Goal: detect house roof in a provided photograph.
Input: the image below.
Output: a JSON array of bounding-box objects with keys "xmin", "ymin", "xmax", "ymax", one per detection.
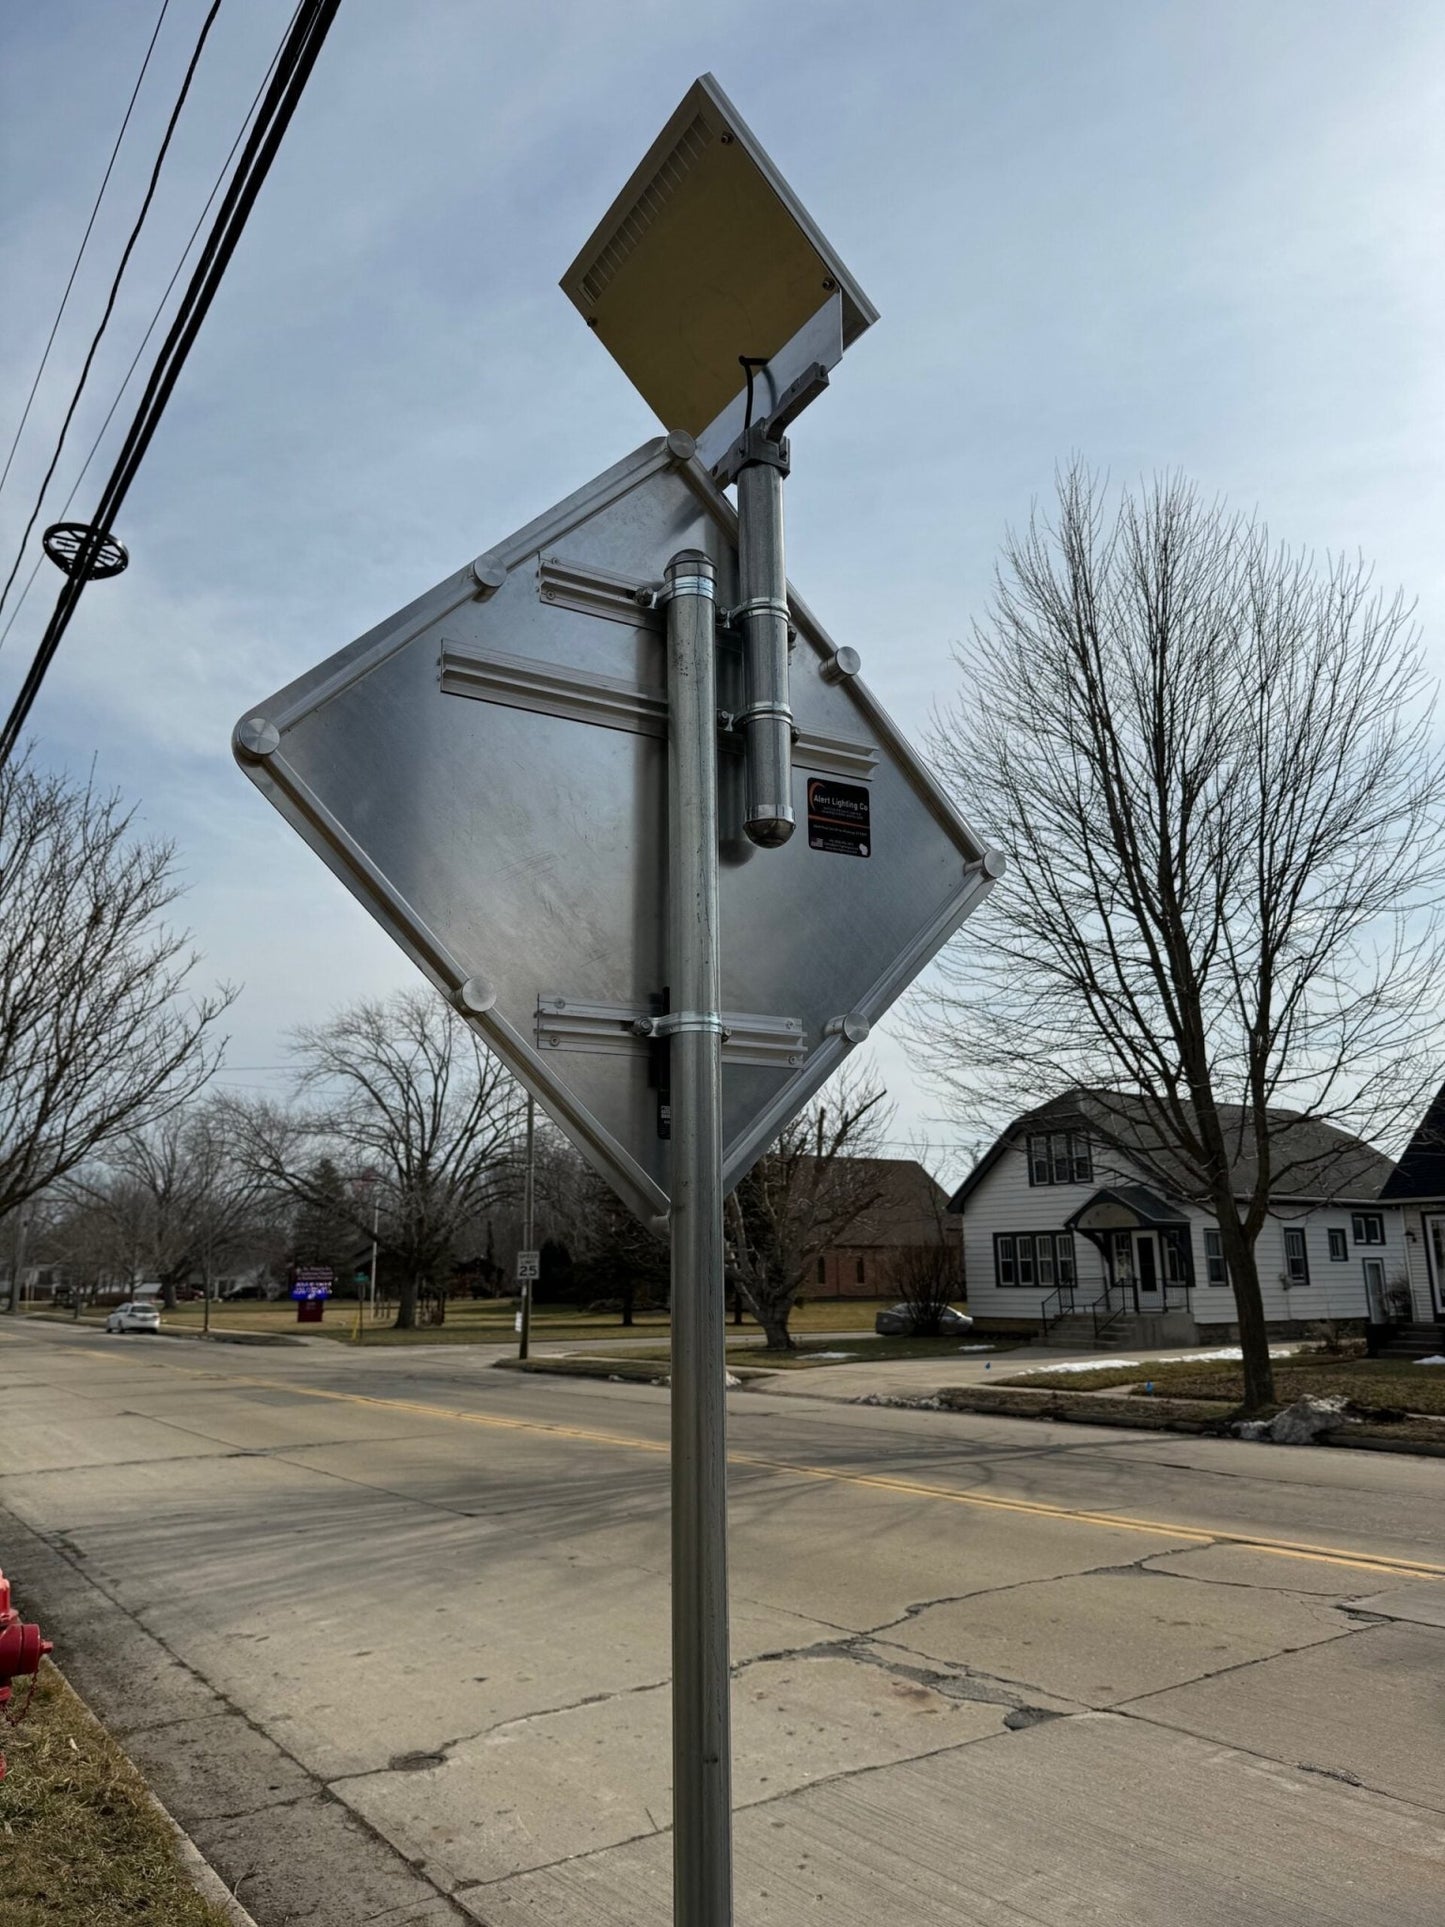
[
  {"xmin": 1379, "ymin": 1079, "xmax": 1445, "ymax": 1201},
  {"xmin": 1065, "ymin": 1185, "xmax": 1190, "ymax": 1232},
  {"xmin": 810, "ymin": 1157, "xmax": 952, "ymax": 1246},
  {"xmin": 947, "ymin": 1089, "xmax": 1395, "ymax": 1212}
]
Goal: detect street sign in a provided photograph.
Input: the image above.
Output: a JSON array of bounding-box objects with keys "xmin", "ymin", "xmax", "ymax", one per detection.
[
  {"xmin": 515, "ymin": 1250, "xmax": 540, "ymax": 1282},
  {"xmin": 233, "ymin": 434, "xmax": 999, "ymax": 1227},
  {"xmin": 234, "ymin": 434, "xmax": 998, "ymax": 1225}
]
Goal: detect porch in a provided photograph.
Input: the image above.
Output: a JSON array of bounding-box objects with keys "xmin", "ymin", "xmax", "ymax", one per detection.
[{"xmin": 1036, "ymin": 1185, "xmax": 1200, "ymax": 1346}]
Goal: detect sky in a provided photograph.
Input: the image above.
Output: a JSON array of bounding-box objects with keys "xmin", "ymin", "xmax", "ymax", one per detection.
[{"xmin": 3, "ymin": 0, "xmax": 1444, "ymax": 1188}]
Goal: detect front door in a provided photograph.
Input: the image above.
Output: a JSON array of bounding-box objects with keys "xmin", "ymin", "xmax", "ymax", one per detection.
[{"xmin": 1135, "ymin": 1233, "xmax": 1159, "ymax": 1300}]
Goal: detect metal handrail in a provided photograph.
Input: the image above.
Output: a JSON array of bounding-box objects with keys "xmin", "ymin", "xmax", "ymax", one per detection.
[
  {"xmin": 1091, "ymin": 1281, "xmax": 1130, "ymax": 1344},
  {"xmin": 1037, "ymin": 1284, "xmax": 1077, "ymax": 1338}
]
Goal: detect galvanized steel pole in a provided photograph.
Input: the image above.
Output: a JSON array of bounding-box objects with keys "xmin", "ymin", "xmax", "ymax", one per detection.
[
  {"xmin": 520, "ymin": 1094, "xmax": 535, "ymax": 1361},
  {"xmin": 664, "ymin": 547, "xmax": 733, "ymax": 1926},
  {"xmin": 735, "ymin": 446, "xmax": 794, "ymax": 849}
]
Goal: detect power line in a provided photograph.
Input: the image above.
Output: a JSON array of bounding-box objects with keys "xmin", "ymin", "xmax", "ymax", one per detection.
[
  {"xmin": 0, "ymin": 0, "xmax": 343, "ymax": 769},
  {"xmin": 0, "ymin": 3, "xmax": 301, "ymax": 662},
  {"xmin": 0, "ymin": 0, "xmax": 225, "ymax": 622},
  {"xmin": 0, "ymin": 0, "xmax": 174, "ymax": 502}
]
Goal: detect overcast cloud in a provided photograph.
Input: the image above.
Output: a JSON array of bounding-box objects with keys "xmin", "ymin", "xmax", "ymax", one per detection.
[{"xmin": 3, "ymin": 0, "xmax": 1443, "ymax": 1180}]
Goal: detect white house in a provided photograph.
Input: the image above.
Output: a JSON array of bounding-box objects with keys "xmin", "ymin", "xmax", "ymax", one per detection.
[
  {"xmin": 1375, "ymin": 1080, "xmax": 1445, "ymax": 1349},
  {"xmin": 947, "ymin": 1091, "xmax": 1406, "ymax": 1344}
]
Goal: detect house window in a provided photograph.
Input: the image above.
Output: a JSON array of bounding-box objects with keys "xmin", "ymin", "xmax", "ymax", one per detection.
[
  {"xmin": 1203, "ymin": 1229, "xmax": 1228, "ymax": 1285},
  {"xmin": 855, "ymin": 1257, "xmax": 866, "ymax": 1285},
  {"xmin": 1283, "ymin": 1227, "xmax": 1309, "ymax": 1288},
  {"xmin": 1327, "ymin": 1228, "xmax": 1347, "ymax": 1261},
  {"xmin": 816, "ymin": 1258, "xmax": 827, "ymax": 1285},
  {"xmin": 994, "ymin": 1232, "xmax": 1076, "ymax": 1290},
  {"xmin": 1352, "ymin": 1213, "xmax": 1385, "ymax": 1246},
  {"xmin": 1026, "ymin": 1131, "xmax": 1091, "ymax": 1186}
]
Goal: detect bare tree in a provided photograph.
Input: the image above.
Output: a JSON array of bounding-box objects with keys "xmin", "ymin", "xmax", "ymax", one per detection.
[
  {"xmin": 725, "ymin": 1069, "xmax": 892, "ymax": 1351},
  {"xmin": 228, "ymin": 991, "xmax": 525, "ymax": 1330},
  {"xmin": 0, "ymin": 753, "xmax": 234, "ymax": 1270},
  {"xmin": 914, "ymin": 466, "xmax": 1445, "ymax": 1410},
  {"xmin": 68, "ymin": 1104, "xmax": 267, "ymax": 1309}
]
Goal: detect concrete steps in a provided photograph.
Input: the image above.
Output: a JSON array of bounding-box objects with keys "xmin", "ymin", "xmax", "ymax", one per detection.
[{"xmin": 1376, "ymin": 1322, "xmax": 1445, "ymax": 1360}]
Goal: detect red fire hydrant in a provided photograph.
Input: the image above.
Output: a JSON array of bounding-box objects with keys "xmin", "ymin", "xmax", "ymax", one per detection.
[{"xmin": 0, "ymin": 1565, "xmax": 53, "ymax": 1782}]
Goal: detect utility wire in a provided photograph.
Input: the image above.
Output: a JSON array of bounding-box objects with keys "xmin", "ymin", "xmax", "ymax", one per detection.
[
  {"xmin": 0, "ymin": 0, "xmax": 343, "ymax": 770},
  {"xmin": 0, "ymin": 2, "xmax": 301, "ymax": 662},
  {"xmin": 0, "ymin": 0, "xmax": 225, "ymax": 622},
  {"xmin": 0, "ymin": 0, "xmax": 174, "ymax": 501}
]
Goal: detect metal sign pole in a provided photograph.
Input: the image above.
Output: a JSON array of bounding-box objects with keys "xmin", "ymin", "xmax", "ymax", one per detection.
[
  {"xmin": 664, "ymin": 548, "xmax": 733, "ymax": 1925},
  {"xmin": 735, "ymin": 438, "xmax": 794, "ymax": 849},
  {"xmin": 520, "ymin": 1095, "xmax": 535, "ymax": 1361}
]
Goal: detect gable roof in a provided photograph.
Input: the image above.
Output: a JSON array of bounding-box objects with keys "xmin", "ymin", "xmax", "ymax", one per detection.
[
  {"xmin": 1379, "ymin": 1079, "xmax": 1445, "ymax": 1201},
  {"xmin": 811, "ymin": 1157, "xmax": 952, "ymax": 1245},
  {"xmin": 947, "ymin": 1088, "xmax": 1394, "ymax": 1212}
]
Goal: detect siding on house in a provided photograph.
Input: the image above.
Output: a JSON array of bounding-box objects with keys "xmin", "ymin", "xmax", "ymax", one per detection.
[
  {"xmin": 956, "ymin": 1135, "xmax": 1406, "ymax": 1328},
  {"xmin": 1392, "ymin": 1209, "xmax": 1445, "ymax": 1323}
]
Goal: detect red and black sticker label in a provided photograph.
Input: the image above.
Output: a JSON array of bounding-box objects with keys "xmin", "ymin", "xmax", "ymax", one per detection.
[{"xmin": 807, "ymin": 778, "xmax": 871, "ymax": 857}]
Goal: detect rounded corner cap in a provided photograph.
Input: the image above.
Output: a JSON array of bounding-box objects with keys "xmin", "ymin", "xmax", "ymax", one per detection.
[
  {"xmin": 649, "ymin": 1209, "xmax": 672, "ymax": 1236},
  {"xmin": 982, "ymin": 847, "xmax": 1008, "ymax": 880},
  {"xmin": 456, "ymin": 976, "xmax": 497, "ymax": 1015},
  {"xmin": 470, "ymin": 554, "xmax": 506, "ymax": 597},
  {"xmin": 664, "ymin": 430, "xmax": 697, "ymax": 463},
  {"xmin": 826, "ymin": 1011, "xmax": 870, "ymax": 1045},
  {"xmin": 234, "ymin": 715, "xmax": 280, "ymax": 761},
  {"xmin": 820, "ymin": 645, "xmax": 861, "ymax": 686}
]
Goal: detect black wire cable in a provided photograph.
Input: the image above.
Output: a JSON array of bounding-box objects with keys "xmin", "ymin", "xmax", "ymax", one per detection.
[
  {"xmin": 0, "ymin": 1, "xmax": 303, "ymax": 662},
  {"xmin": 0, "ymin": 0, "xmax": 225, "ymax": 622},
  {"xmin": 0, "ymin": 0, "xmax": 174, "ymax": 501},
  {"xmin": 0, "ymin": 0, "xmax": 343, "ymax": 769}
]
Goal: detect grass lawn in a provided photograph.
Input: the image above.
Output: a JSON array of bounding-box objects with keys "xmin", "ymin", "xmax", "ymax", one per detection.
[
  {"xmin": 1014, "ymin": 1352, "xmax": 1445, "ymax": 1417},
  {"xmin": 25, "ymin": 1295, "xmax": 927, "ymax": 1348},
  {"xmin": 0, "ymin": 1664, "xmax": 232, "ymax": 1927}
]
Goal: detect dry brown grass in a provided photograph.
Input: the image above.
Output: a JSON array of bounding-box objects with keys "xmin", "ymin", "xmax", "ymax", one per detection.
[{"xmin": 0, "ymin": 1663, "xmax": 233, "ymax": 1927}]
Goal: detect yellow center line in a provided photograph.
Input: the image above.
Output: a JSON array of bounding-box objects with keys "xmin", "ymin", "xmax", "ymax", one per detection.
[
  {"xmin": 25, "ymin": 1341, "xmax": 1445, "ymax": 1584},
  {"xmin": 248, "ymin": 1377, "xmax": 1445, "ymax": 1584}
]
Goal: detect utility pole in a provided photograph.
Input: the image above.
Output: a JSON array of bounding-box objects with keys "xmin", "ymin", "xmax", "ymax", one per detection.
[{"xmin": 7, "ymin": 1204, "xmax": 30, "ymax": 1316}]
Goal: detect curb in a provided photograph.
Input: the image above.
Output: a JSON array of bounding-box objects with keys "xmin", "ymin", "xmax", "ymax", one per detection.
[
  {"xmin": 864, "ymin": 1384, "xmax": 1445, "ymax": 1458},
  {"xmin": 156, "ymin": 1796, "xmax": 262, "ymax": 1927}
]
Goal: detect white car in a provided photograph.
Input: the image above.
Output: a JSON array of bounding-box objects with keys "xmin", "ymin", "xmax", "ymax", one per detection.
[{"xmin": 106, "ymin": 1301, "xmax": 161, "ymax": 1335}]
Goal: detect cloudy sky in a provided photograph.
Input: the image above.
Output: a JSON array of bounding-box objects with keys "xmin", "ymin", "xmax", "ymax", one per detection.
[{"xmin": 3, "ymin": 0, "xmax": 1443, "ymax": 1183}]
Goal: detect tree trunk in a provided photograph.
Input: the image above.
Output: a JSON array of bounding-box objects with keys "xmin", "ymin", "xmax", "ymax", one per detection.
[
  {"xmin": 621, "ymin": 1281, "xmax": 634, "ymax": 1327},
  {"xmin": 758, "ymin": 1307, "xmax": 794, "ymax": 1351},
  {"xmin": 393, "ymin": 1271, "xmax": 421, "ymax": 1331},
  {"xmin": 1216, "ymin": 1209, "xmax": 1275, "ymax": 1412}
]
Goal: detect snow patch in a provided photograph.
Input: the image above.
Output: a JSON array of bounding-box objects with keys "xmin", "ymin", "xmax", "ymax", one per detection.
[{"xmin": 1416, "ymin": 1354, "xmax": 1445, "ymax": 1365}]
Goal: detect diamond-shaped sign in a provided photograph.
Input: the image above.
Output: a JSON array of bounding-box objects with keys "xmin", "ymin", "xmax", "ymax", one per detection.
[{"xmin": 233, "ymin": 435, "xmax": 998, "ymax": 1224}]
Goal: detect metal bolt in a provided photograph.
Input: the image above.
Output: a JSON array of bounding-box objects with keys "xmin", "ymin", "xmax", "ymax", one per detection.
[
  {"xmin": 456, "ymin": 977, "xmax": 497, "ymax": 1015},
  {"xmin": 235, "ymin": 715, "xmax": 280, "ymax": 760}
]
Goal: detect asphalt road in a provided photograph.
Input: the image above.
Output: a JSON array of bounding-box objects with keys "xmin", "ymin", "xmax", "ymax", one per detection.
[{"xmin": 2, "ymin": 1319, "xmax": 1443, "ymax": 1927}]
